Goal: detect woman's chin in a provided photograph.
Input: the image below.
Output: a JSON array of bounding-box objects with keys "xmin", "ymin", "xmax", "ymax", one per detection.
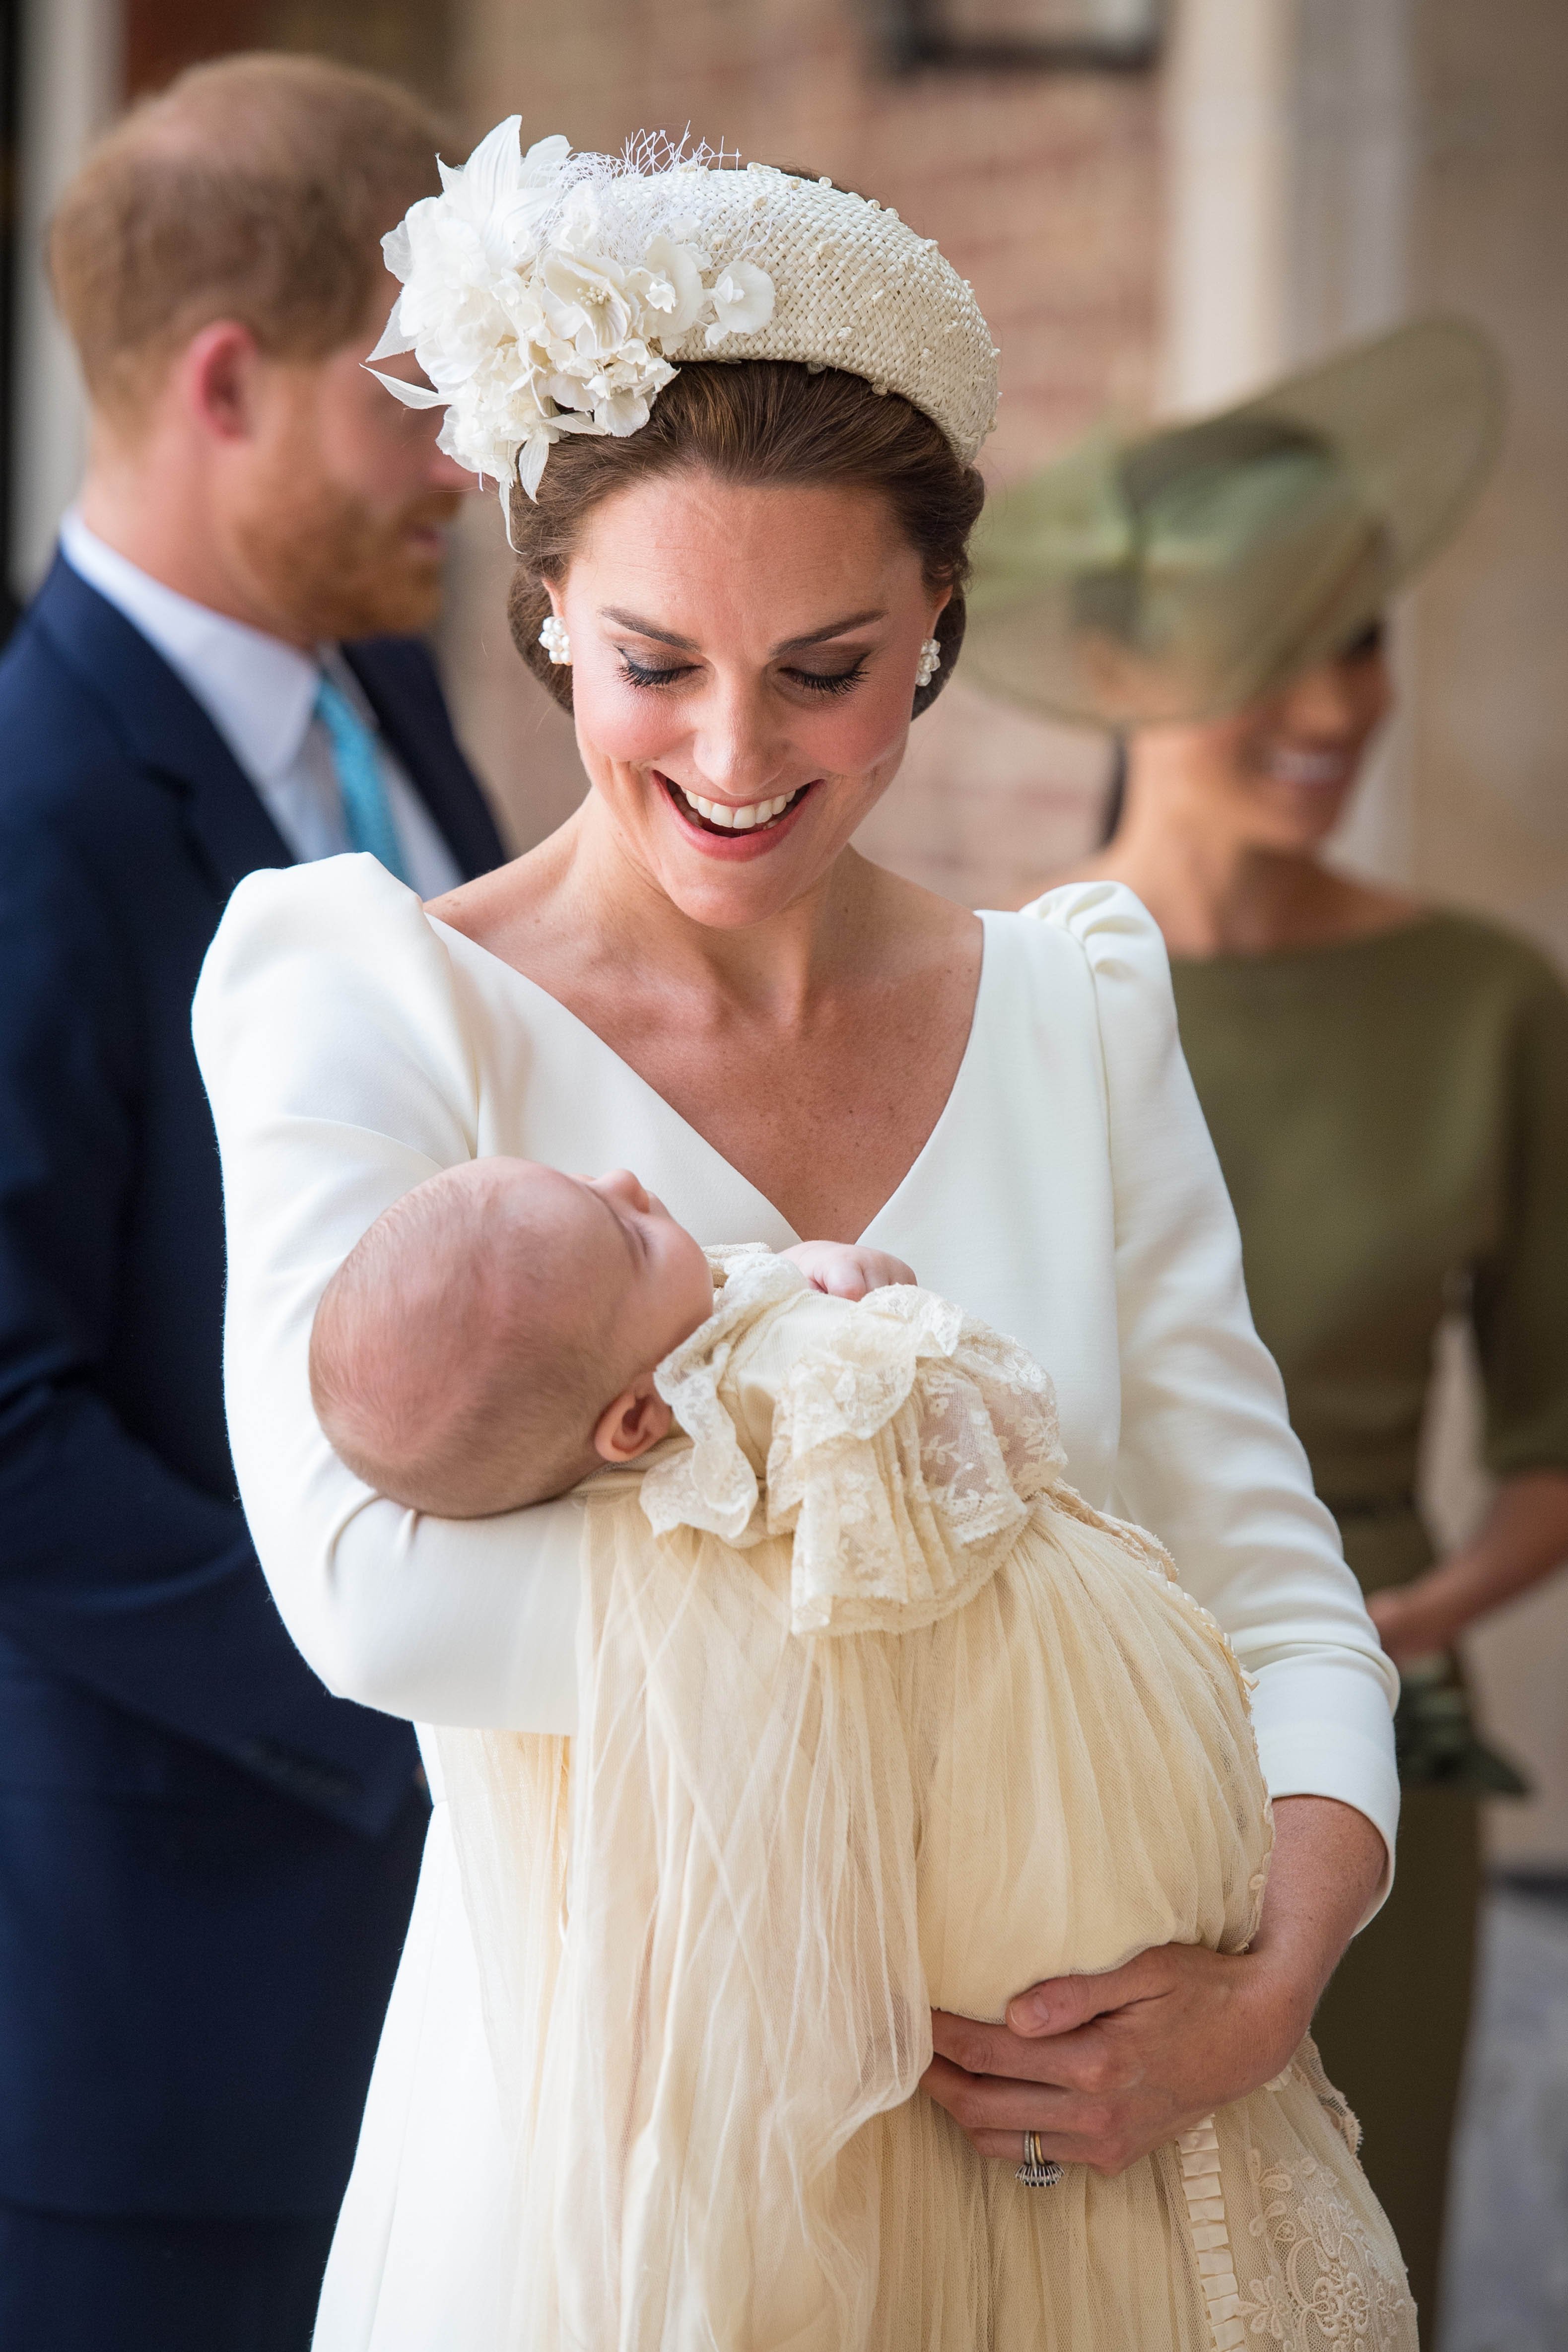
[
  {"xmin": 631, "ymin": 777, "xmax": 852, "ymax": 923},
  {"xmin": 1245, "ymin": 784, "xmax": 1357, "ymax": 853}
]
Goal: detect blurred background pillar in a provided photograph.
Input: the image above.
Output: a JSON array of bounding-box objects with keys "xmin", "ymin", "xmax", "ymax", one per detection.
[
  {"xmin": 8, "ymin": 0, "xmax": 119, "ymax": 604},
  {"xmin": 1160, "ymin": 0, "xmax": 1292, "ymax": 410},
  {"xmin": 1161, "ymin": 0, "xmax": 1419, "ymax": 885}
]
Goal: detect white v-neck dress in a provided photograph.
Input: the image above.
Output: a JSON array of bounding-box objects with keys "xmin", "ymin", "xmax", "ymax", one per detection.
[{"xmin": 193, "ymin": 855, "xmax": 1399, "ymax": 2352}]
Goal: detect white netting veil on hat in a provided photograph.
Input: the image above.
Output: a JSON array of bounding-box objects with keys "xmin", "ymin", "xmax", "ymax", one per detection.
[{"xmin": 369, "ymin": 123, "xmax": 999, "ymax": 509}]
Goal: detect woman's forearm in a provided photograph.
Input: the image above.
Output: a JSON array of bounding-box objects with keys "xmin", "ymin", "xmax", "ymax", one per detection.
[
  {"xmin": 1369, "ymin": 1468, "xmax": 1568, "ymax": 1664},
  {"xmin": 1245, "ymin": 1794, "xmax": 1390, "ymax": 2026}
]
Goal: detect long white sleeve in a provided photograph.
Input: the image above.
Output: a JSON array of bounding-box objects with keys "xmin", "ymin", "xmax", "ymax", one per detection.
[
  {"xmin": 194, "ymin": 857, "xmax": 583, "ymax": 1732},
  {"xmin": 1030, "ymin": 882, "xmax": 1401, "ymax": 1903},
  {"xmin": 197, "ymin": 853, "xmax": 1402, "ymax": 1888}
]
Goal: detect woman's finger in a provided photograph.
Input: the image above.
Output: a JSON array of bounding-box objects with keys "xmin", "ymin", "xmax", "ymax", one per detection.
[
  {"xmin": 1003, "ymin": 1947, "xmax": 1170, "ymax": 2037},
  {"xmin": 965, "ymin": 2129, "xmax": 1089, "ymax": 2165},
  {"xmin": 927, "ymin": 2019, "xmax": 1140, "ymax": 2101},
  {"xmin": 920, "ymin": 2061, "xmax": 1144, "ymax": 2172},
  {"xmin": 920, "ymin": 2053, "xmax": 1085, "ymax": 2132},
  {"xmin": 930, "ymin": 2006, "xmax": 1142, "ymax": 2090}
]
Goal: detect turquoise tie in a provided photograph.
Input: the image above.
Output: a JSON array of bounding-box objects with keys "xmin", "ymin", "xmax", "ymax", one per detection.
[{"xmin": 314, "ymin": 673, "xmax": 410, "ymax": 884}]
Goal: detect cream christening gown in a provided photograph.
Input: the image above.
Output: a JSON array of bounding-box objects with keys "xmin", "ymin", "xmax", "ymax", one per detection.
[
  {"xmin": 439, "ymin": 1246, "xmax": 1413, "ymax": 2349},
  {"xmin": 192, "ymin": 856, "xmax": 1406, "ymax": 2352}
]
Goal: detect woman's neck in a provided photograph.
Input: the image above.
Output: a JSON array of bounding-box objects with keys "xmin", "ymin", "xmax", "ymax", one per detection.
[
  {"xmin": 435, "ymin": 789, "xmax": 973, "ymax": 1034},
  {"xmin": 1072, "ymin": 776, "xmax": 1423, "ymax": 961},
  {"xmin": 553, "ymin": 801, "xmax": 898, "ymax": 1021},
  {"xmin": 429, "ymin": 792, "xmax": 983, "ymax": 1243}
]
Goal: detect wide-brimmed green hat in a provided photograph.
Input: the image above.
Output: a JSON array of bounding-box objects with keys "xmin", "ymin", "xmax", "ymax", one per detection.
[{"xmin": 962, "ymin": 318, "xmax": 1504, "ymax": 730}]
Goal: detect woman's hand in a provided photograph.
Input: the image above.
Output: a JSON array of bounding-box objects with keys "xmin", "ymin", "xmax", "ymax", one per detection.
[
  {"xmin": 921, "ymin": 1794, "xmax": 1386, "ymax": 2175},
  {"xmin": 781, "ymin": 1240, "xmax": 916, "ymax": 1299},
  {"xmin": 926, "ymin": 1943, "xmax": 1298, "ymax": 2175},
  {"xmin": 1367, "ymin": 1469, "xmax": 1568, "ymax": 1666}
]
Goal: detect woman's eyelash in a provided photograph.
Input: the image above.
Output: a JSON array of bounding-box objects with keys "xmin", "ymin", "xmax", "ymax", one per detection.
[
  {"xmin": 616, "ymin": 653, "xmax": 870, "ymax": 696},
  {"xmin": 786, "ymin": 659, "xmax": 869, "ymax": 696},
  {"xmin": 619, "ymin": 655, "xmax": 692, "ymax": 690}
]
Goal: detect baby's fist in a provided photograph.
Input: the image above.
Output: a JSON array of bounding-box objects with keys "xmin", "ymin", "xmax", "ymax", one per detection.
[{"xmin": 782, "ymin": 1241, "xmax": 917, "ymax": 1301}]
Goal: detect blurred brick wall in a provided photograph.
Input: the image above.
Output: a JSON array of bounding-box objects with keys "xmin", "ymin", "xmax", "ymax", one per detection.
[
  {"xmin": 124, "ymin": 0, "xmax": 457, "ymax": 102},
  {"xmin": 438, "ymin": 0, "xmax": 1164, "ymax": 905}
]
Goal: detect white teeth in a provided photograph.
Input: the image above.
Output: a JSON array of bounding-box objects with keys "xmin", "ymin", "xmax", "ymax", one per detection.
[
  {"xmin": 1268, "ymin": 750, "xmax": 1350, "ymax": 787},
  {"xmin": 678, "ymin": 786, "xmax": 801, "ymax": 830}
]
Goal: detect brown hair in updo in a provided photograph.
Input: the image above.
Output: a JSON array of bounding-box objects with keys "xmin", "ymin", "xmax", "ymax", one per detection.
[{"xmin": 506, "ymin": 361, "xmax": 986, "ymax": 719}]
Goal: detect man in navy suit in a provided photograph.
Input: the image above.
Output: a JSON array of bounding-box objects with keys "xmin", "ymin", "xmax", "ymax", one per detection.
[{"xmin": 0, "ymin": 55, "xmax": 506, "ymax": 2348}]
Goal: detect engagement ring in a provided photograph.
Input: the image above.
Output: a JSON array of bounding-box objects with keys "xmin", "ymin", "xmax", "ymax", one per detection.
[{"xmin": 1017, "ymin": 2130, "xmax": 1064, "ymax": 2189}]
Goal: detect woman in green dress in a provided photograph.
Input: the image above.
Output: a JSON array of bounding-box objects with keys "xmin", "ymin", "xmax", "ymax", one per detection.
[{"xmin": 964, "ymin": 321, "xmax": 1568, "ymax": 2338}]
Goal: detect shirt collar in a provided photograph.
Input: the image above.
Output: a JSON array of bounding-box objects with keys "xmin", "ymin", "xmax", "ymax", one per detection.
[{"xmin": 58, "ymin": 511, "xmax": 326, "ymax": 787}]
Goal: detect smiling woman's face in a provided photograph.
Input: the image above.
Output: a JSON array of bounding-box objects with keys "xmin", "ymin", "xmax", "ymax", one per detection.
[
  {"xmin": 549, "ymin": 469, "xmax": 949, "ymax": 928},
  {"xmin": 1138, "ymin": 638, "xmax": 1394, "ymax": 853}
]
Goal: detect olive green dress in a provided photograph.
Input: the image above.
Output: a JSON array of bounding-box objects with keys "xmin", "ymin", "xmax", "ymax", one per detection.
[{"xmin": 1171, "ymin": 910, "xmax": 1568, "ymax": 2337}]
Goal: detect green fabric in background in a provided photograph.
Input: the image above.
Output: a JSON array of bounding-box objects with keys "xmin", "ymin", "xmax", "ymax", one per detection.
[
  {"xmin": 1172, "ymin": 913, "xmax": 1568, "ymax": 1516},
  {"xmin": 1171, "ymin": 909, "xmax": 1568, "ymax": 2339}
]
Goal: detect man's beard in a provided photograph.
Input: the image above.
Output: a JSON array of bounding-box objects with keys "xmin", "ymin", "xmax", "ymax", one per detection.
[{"xmin": 233, "ymin": 469, "xmax": 465, "ymax": 644}]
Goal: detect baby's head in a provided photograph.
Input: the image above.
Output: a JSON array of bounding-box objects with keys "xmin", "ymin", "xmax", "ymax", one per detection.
[{"xmin": 310, "ymin": 1159, "xmax": 715, "ymax": 1517}]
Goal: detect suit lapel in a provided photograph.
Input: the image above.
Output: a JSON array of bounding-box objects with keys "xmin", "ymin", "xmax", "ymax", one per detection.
[
  {"xmin": 32, "ymin": 559, "xmax": 293, "ymax": 896},
  {"xmin": 31, "ymin": 557, "xmax": 504, "ymax": 893}
]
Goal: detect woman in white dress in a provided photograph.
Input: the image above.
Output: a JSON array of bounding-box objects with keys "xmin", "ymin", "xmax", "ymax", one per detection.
[{"xmin": 195, "ymin": 129, "xmax": 1403, "ymax": 2349}]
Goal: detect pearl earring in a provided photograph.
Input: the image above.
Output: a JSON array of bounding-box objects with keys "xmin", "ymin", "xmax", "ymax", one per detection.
[
  {"xmin": 915, "ymin": 636, "xmax": 942, "ymax": 689},
  {"xmin": 539, "ymin": 615, "xmax": 572, "ymax": 665}
]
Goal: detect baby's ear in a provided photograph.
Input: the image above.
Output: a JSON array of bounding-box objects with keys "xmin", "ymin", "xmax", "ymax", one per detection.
[{"xmin": 593, "ymin": 1374, "xmax": 674, "ymax": 1464}]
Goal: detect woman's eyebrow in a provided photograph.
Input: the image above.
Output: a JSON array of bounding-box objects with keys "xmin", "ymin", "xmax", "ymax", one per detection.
[
  {"xmin": 771, "ymin": 610, "xmax": 886, "ymax": 654},
  {"xmin": 600, "ymin": 607, "xmax": 698, "ymax": 650},
  {"xmin": 598, "ymin": 607, "xmax": 888, "ymax": 655}
]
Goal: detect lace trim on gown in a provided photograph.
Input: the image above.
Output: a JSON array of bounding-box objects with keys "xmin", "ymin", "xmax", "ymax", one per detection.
[{"xmin": 649, "ymin": 1243, "xmax": 1139, "ymax": 1638}]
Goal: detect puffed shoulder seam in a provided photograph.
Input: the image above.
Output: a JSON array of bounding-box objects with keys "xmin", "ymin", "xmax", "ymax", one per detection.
[
  {"xmin": 194, "ymin": 855, "xmax": 463, "ymax": 1055},
  {"xmin": 1017, "ymin": 878, "xmax": 1172, "ymax": 976},
  {"xmin": 201, "ymin": 851, "xmax": 431, "ymax": 978},
  {"xmin": 1011, "ymin": 883, "xmax": 1179, "ymax": 1071}
]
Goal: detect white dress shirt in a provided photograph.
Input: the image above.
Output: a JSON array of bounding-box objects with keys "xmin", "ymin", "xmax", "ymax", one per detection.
[{"xmin": 59, "ymin": 511, "xmax": 464, "ymax": 901}]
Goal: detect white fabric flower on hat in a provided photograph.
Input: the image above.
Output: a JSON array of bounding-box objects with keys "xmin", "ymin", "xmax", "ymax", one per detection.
[
  {"xmin": 540, "ymin": 249, "xmax": 637, "ymax": 361},
  {"xmin": 630, "ymin": 235, "xmax": 709, "ymax": 337},
  {"xmin": 705, "ymin": 261, "xmax": 775, "ymax": 347},
  {"xmin": 368, "ymin": 123, "xmax": 778, "ymax": 511}
]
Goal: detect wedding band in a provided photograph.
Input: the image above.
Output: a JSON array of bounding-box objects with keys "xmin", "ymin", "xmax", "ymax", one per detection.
[{"xmin": 1017, "ymin": 2129, "xmax": 1064, "ymax": 2189}]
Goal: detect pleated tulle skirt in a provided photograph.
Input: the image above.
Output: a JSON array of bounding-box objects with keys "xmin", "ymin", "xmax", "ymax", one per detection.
[{"xmin": 428, "ymin": 1485, "xmax": 1415, "ymax": 2351}]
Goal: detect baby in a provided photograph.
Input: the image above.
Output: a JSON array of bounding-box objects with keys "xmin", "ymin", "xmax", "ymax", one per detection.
[
  {"xmin": 310, "ymin": 1157, "xmax": 1412, "ymax": 2352},
  {"xmin": 310, "ymin": 1157, "xmax": 914, "ymax": 1518}
]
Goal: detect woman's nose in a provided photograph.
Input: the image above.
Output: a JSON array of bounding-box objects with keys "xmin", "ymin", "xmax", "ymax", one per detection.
[
  {"xmin": 688, "ymin": 678, "xmax": 790, "ymax": 801},
  {"xmin": 1279, "ymin": 656, "xmax": 1374, "ymax": 737}
]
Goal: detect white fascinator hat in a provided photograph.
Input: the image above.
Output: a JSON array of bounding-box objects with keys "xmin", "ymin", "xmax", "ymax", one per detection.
[{"xmin": 369, "ymin": 124, "xmax": 999, "ymax": 510}]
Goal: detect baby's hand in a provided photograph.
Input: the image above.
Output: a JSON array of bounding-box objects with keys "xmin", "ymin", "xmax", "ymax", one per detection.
[{"xmin": 781, "ymin": 1241, "xmax": 917, "ymax": 1301}]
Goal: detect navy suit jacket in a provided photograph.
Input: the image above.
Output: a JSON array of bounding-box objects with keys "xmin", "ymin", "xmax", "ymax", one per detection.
[{"xmin": 0, "ymin": 558, "xmax": 507, "ymax": 2218}]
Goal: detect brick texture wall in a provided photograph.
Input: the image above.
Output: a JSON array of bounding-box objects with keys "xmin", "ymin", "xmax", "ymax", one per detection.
[{"xmin": 438, "ymin": 0, "xmax": 1165, "ymax": 906}]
